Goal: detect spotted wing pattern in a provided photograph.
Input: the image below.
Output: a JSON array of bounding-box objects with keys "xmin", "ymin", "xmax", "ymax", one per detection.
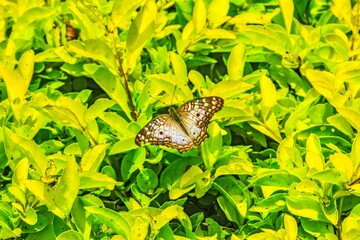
[
  {"xmin": 135, "ymin": 96, "xmax": 224, "ymax": 153},
  {"xmin": 135, "ymin": 114, "xmax": 195, "ymax": 153},
  {"xmin": 177, "ymin": 96, "xmax": 224, "ymax": 145}
]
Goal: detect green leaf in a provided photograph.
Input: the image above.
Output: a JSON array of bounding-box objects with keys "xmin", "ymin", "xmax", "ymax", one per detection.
[
  {"xmin": 309, "ymin": 169, "xmax": 346, "ymax": 184},
  {"xmin": 204, "ymin": 28, "xmax": 236, "ymax": 39},
  {"xmin": 188, "ymin": 70, "xmax": 206, "ymax": 91},
  {"xmin": 84, "ymin": 99, "xmax": 116, "ymax": 124},
  {"xmin": 337, "ymin": 107, "xmax": 360, "ymax": 132},
  {"xmin": 20, "ymin": 205, "xmax": 37, "ymax": 225},
  {"xmin": 305, "ymin": 134, "xmax": 325, "ymax": 173},
  {"xmin": 57, "ymin": 230, "xmax": 84, "ymax": 240},
  {"xmin": 300, "ymin": 218, "xmax": 334, "ymax": 237},
  {"xmin": 239, "ymin": 24, "xmax": 291, "ymax": 54},
  {"xmin": 83, "ymin": 63, "xmax": 132, "ymax": 120},
  {"xmin": 66, "ymin": 39, "xmax": 117, "ymax": 71},
  {"xmin": 305, "ymin": 70, "xmax": 338, "ymax": 101},
  {"xmin": 248, "ymin": 117, "xmax": 282, "ymax": 144},
  {"xmin": 0, "ymin": 225, "xmax": 21, "ymax": 240},
  {"xmin": 67, "ymin": 1, "xmax": 105, "ymax": 39},
  {"xmin": 155, "ymin": 205, "xmax": 187, "ymax": 230},
  {"xmin": 24, "ymin": 180, "xmax": 65, "ymax": 219},
  {"xmin": 185, "ymin": 55, "xmax": 217, "ymax": 68},
  {"xmin": 169, "ymin": 178, "xmax": 195, "ymax": 200},
  {"xmin": 192, "ymin": 0, "xmax": 206, "ymax": 33},
  {"xmin": 291, "ymin": 180, "xmax": 323, "ymax": 197},
  {"xmin": 0, "ymin": 62, "xmax": 26, "ymax": 120},
  {"xmin": 284, "ymin": 88, "xmax": 320, "ymax": 136},
  {"xmin": 110, "ymin": 135, "xmax": 139, "ymax": 154},
  {"xmin": 80, "ymin": 143, "xmax": 110, "ymax": 172},
  {"xmin": 146, "ymin": 74, "xmax": 193, "ymax": 102},
  {"xmin": 32, "ymin": 95, "xmax": 86, "ymax": 130},
  {"xmin": 160, "ymin": 157, "xmax": 202, "ymax": 188},
  {"xmin": 136, "ymin": 168, "xmax": 158, "ymax": 193},
  {"xmin": 124, "ymin": 213, "xmax": 149, "ymax": 240},
  {"xmin": 21, "ymin": 213, "xmax": 49, "ymax": 234},
  {"xmin": 286, "ymin": 196, "xmax": 332, "ymax": 223},
  {"xmin": 249, "ymin": 169, "xmax": 301, "ymax": 188},
  {"xmin": 250, "ymin": 193, "xmax": 286, "ymax": 214},
  {"xmin": 11, "ymin": 158, "xmax": 29, "ymax": 192},
  {"xmin": 9, "ymin": 187, "xmax": 26, "ymax": 210},
  {"xmin": 71, "ymin": 197, "xmax": 88, "ymax": 235},
  {"xmin": 327, "ymin": 114, "xmax": 354, "ymax": 138},
  {"xmin": 136, "ymin": 80, "xmax": 166, "ymax": 112},
  {"xmin": 324, "ymin": 31, "xmax": 349, "ymax": 62},
  {"xmin": 246, "ymin": 231, "xmax": 282, "ymax": 240},
  {"xmin": 98, "ymin": 112, "xmax": 130, "ymax": 137},
  {"xmin": 277, "ymin": 136, "xmax": 302, "ymax": 170},
  {"xmin": 18, "ymin": 50, "xmax": 35, "ymax": 90},
  {"xmin": 308, "ymin": 103, "xmax": 334, "ymax": 124},
  {"xmin": 54, "ymin": 156, "xmax": 80, "ymax": 216},
  {"xmin": 79, "ymin": 172, "xmax": 117, "ymax": 190},
  {"xmin": 260, "ymin": 75, "xmax": 277, "ymax": 118},
  {"xmin": 207, "ymin": 0, "xmax": 229, "ymax": 28},
  {"xmin": 4, "ymin": 128, "xmax": 47, "ymax": 176},
  {"xmin": 170, "ymin": 52, "xmax": 187, "ymax": 83},
  {"xmin": 279, "ymin": 0, "xmax": 294, "ymax": 33},
  {"xmin": 269, "ymin": 65, "xmax": 310, "ymax": 97},
  {"xmin": 179, "ymin": 165, "xmax": 203, "ymax": 188},
  {"xmin": 213, "ymin": 176, "xmax": 248, "ymax": 225},
  {"xmin": 126, "ymin": 1, "xmax": 156, "ymax": 70},
  {"xmin": 351, "ymin": 134, "xmax": 360, "ymax": 176},
  {"xmin": 11, "ymin": 7, "xmax": 55, "ymax": 40},
  {"xmin": 86, "ymin": 206, "xmax": 131, "ymax": 239},
  {"xmin": 120, "ymin": 149, "xmax": 146, "ymax": 182},
  {"xmin": 332, "ymin": 61, "xmax": 360, "ymax": 84},
  {"xmin": 284, "ymin": 214, "xmax": 297, "ymax": 240},
  {"xmin": 194, "ymin": 171, "xmax": 212, "ymax": 198},
  {"xmin": 214, "ymin": 157, "xmax": 253, "ymax": 178},
  {"xmin": 202, "ymin": 122, "xmax": 223, "ymax": 170},
  {"xmin": 321, "ymin": 198, "xmax": 338, "ymax": 226},
  {"xmin": 341, "ymin": 203, "xmax": 360, "ymax": 239},
  {"xmin": 329, "ymin": 153, "xmax": 353, "ymax": 182},
  {"xmin": 227, "ymin": 43, "xmax": 246, "ymax": 81},
  {"xmin": 110, "ymin": 0, "xmax": 146, "ymax": 30}
]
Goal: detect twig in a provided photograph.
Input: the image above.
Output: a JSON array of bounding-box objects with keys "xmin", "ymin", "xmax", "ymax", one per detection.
[{"xmin": 110, "ymin": 31, "xmax": 138, "ymax": 121}]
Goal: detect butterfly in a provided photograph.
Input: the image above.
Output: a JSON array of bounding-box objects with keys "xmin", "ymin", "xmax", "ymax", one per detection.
[{"xmin": 135, "ymin": 96, "xmax": 224, "ymax": 153}]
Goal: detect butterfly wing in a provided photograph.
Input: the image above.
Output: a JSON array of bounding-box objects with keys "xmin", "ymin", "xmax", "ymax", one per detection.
[
  {"xmin": 135, "ymin": 114, "xmax": 194, "ymax": 153},
  {"xmin": 177, "ymin": 96, "xmax": 224, "ymax": 145}
]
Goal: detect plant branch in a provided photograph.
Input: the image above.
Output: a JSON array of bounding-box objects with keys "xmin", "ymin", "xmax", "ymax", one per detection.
[{"xmin": 110, "ymin": 31, "xmax": 138, "ymax": 121}]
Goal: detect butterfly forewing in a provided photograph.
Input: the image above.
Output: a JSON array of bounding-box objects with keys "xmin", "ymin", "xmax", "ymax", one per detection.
[
  {"xmin": 135, "ymin": 96, "xmax": 224, "ymax": 153},
  {"xmin": 177, "ymin": 97, "xmax": 223, "ymax": 146},
  {"xmin": 177, "ymin": 97, "xmax": 224, "ymax": 128}
]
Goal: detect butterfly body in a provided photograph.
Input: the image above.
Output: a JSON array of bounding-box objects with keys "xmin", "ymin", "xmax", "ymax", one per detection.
[{"xmin": 135, "ymin": 96, "xmax": 224, "ymax": 153}]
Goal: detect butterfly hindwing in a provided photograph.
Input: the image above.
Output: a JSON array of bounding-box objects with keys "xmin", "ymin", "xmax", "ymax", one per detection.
[{"xmin": 135, "ymin": 114, "xmax": 194, "ymax": 153}]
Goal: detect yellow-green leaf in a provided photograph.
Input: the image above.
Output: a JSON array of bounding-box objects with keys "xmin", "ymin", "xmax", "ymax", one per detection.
[{"xmin": 227, "ymin": 43, "xmax": 246, "ymax": 81}]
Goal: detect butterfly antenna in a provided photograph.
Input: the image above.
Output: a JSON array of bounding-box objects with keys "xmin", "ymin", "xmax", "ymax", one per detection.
[
  {"xmin": 170, "ymin": 85, "xmax": 177, "ymax": 105},
  {"xmin": 148, "ymin": 94, "xmax": 168, "ymax": 106},
  {"xmin": 148, "ymin": 85, "xmax": 178, "ymax": 107}
]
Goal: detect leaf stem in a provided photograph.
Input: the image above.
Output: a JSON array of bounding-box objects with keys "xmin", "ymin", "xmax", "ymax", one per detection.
[{"xmin": 337, "ymin": 197, "xmax": 344, "ymax": 240}]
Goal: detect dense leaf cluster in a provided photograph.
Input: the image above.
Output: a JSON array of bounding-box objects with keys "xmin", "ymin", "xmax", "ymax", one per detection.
[{"xmin": 0, "ymin": 0, "xmax": 360, "ymax": 239}]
